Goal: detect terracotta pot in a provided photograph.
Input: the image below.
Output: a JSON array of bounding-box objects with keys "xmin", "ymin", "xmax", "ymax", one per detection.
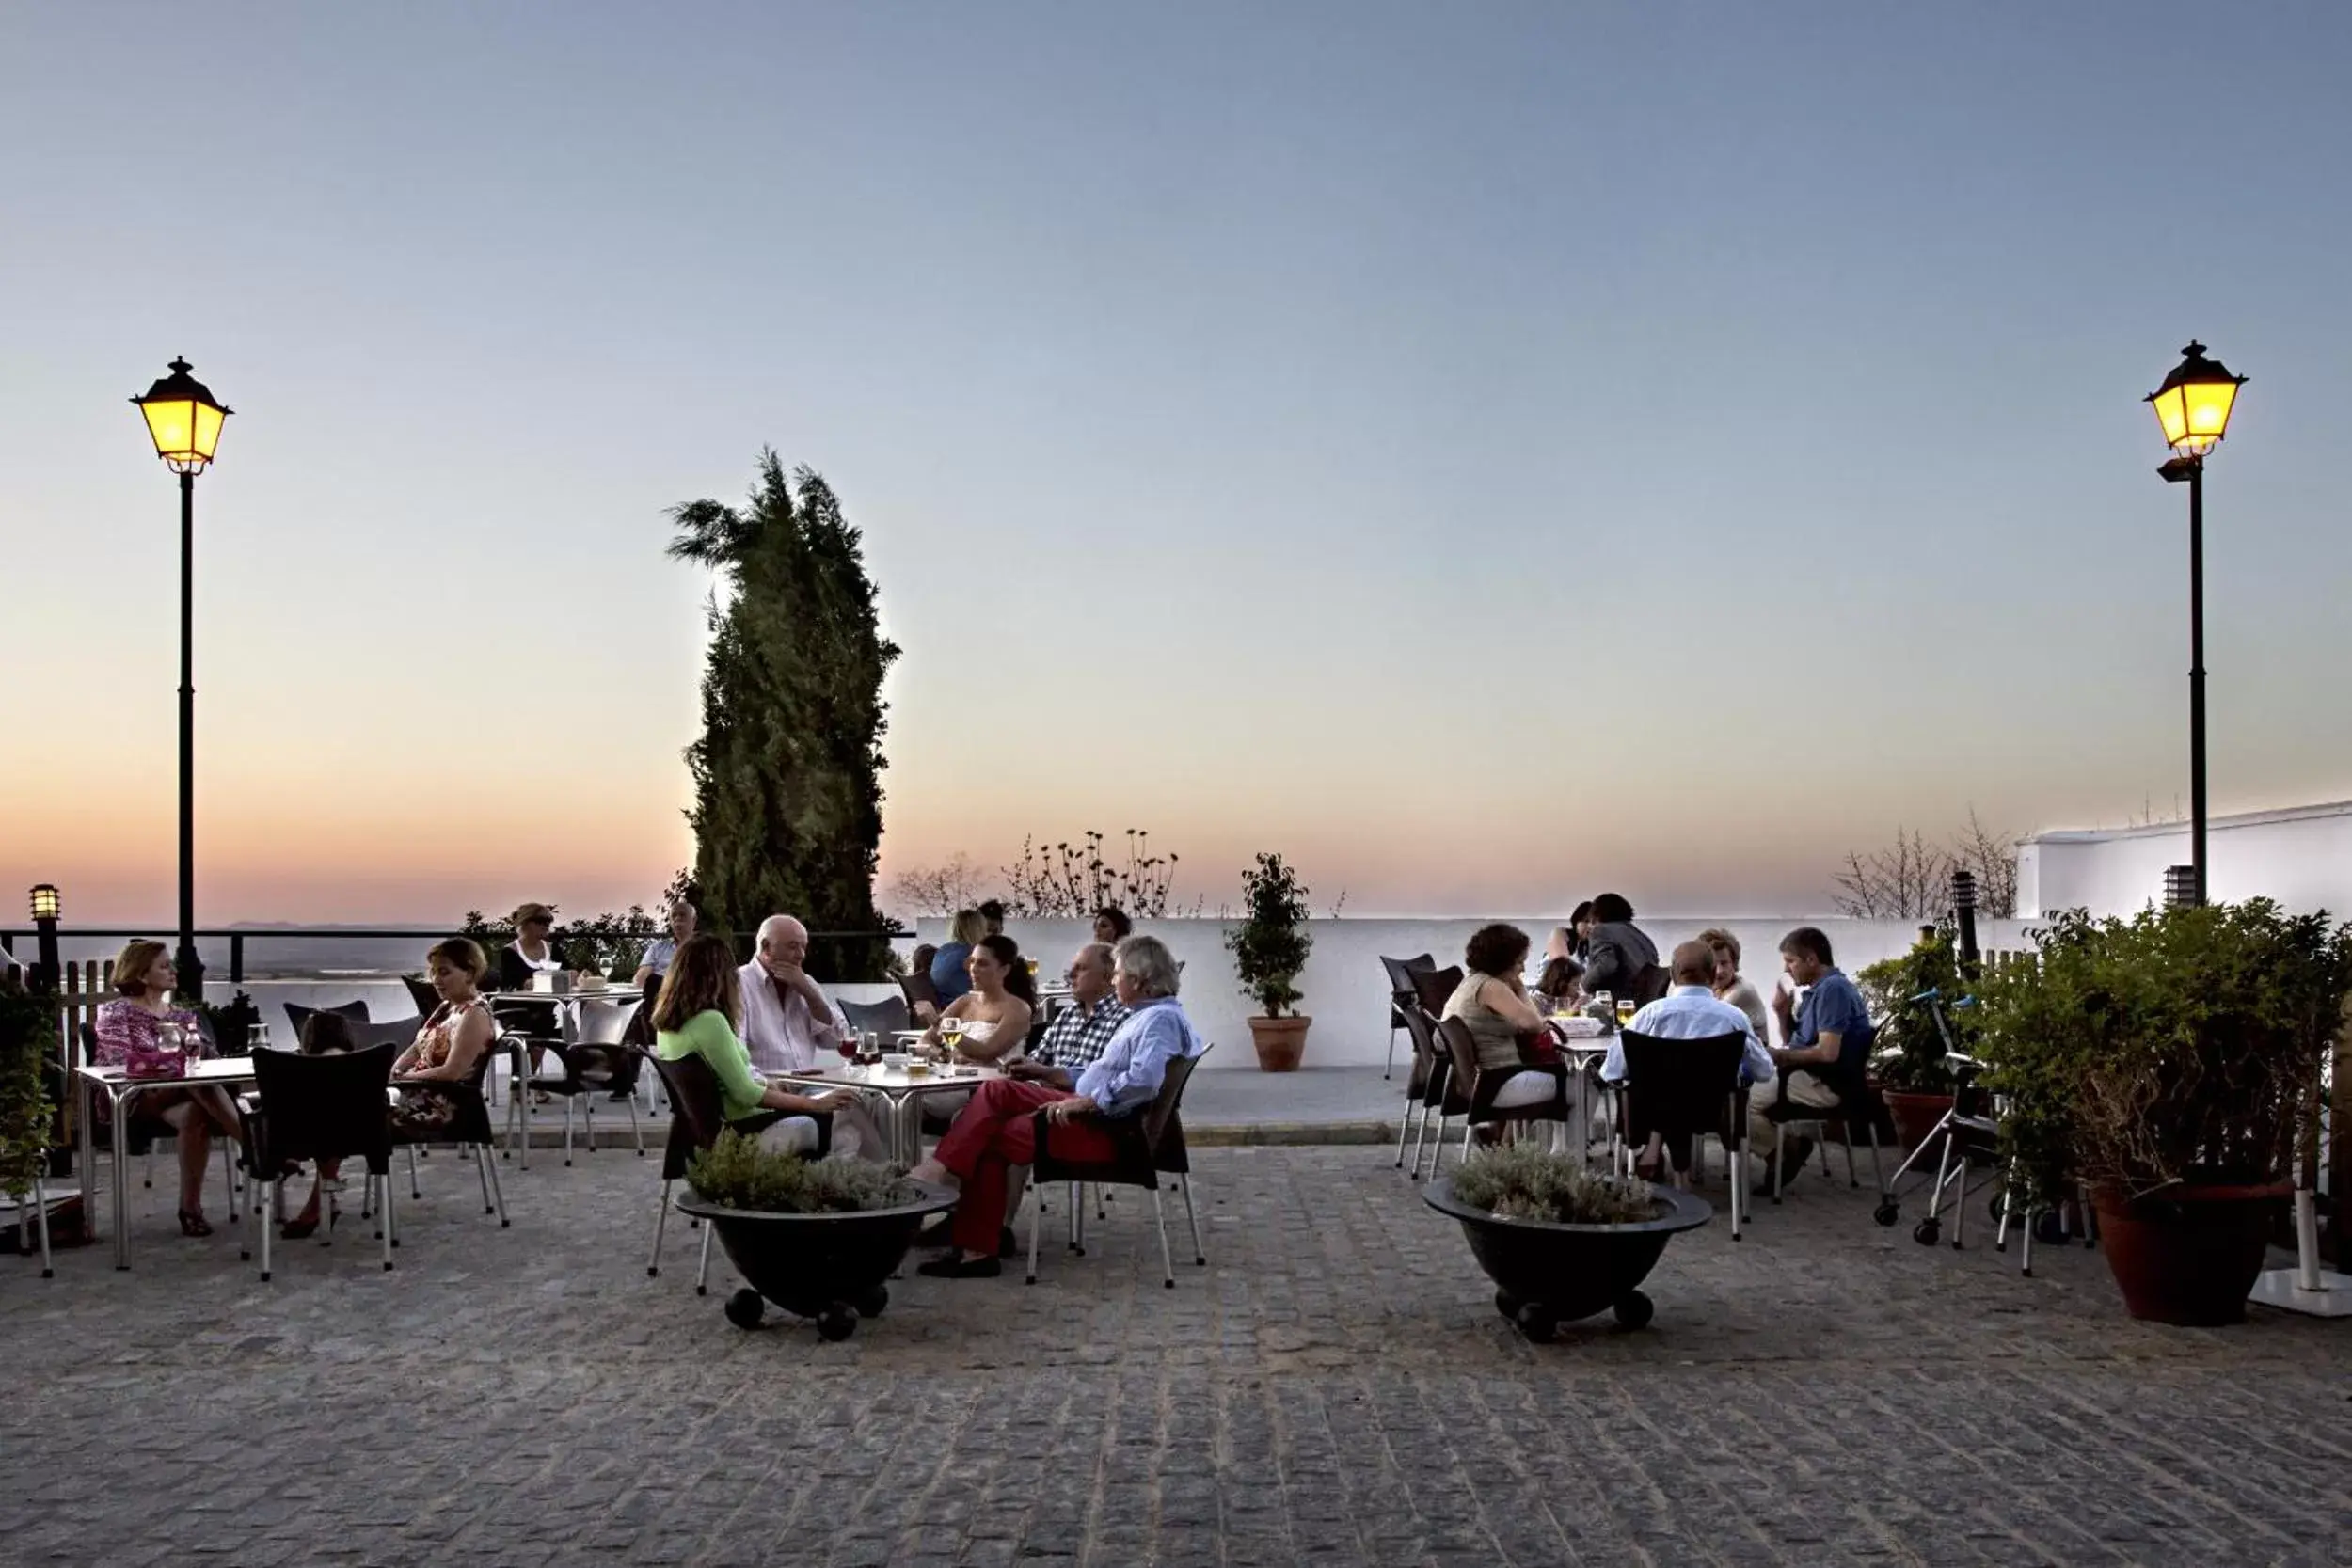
[
  {"xmin": 1883, "ymin": 1090, "xmax": 1954, "ymax": 1152},
  {"xmin": 1248, "ymin": 1015, "xmax": 1311, "ymax": 1071},
  {"xmin": 2090, "ymin": 1180, "xmax": 2291, "ymax": 1326}
]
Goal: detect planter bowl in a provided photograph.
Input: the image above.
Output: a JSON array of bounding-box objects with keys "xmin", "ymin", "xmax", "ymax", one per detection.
[
  {"xmin": 1248, "ymin": 1015, "xmax": 1311, "ymax": 1071},
  {"xmin": 1422, "ymin": 1177, "xmax": 1711, "ymax": 1338},
  {"xmin": 1883, "ymin": 1090, "xmax": 1954, "ymax": 1153},
  {"xmin": 2091, "ymin": 1180, "xmax": 2290, "ymax": 1327},
  {"xmin": 678, "ymin": 1179, "xmax": 958, "ymax": 1339}
]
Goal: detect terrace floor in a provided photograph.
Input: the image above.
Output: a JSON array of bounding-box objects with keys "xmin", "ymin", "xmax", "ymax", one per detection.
[{"xmin": 7, "ymin": 1142, "xmax": 2348, "ymax": 1567}]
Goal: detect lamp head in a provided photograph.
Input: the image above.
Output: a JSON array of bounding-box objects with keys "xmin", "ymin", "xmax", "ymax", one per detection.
[
  {"xmin": 2145, "ymin": 341, "xmax": 2244, "ymax": 460},
  {"xmin": 132, "ymin": 357, "xmax": 231, "ymax": 474},
  {"xmin": 28, "ymin": 883, "xmax": 60, "ymax": 922}
]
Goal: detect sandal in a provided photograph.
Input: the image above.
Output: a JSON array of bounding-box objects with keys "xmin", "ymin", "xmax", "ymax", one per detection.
[{"xmin": 177, "ymin": 1209, "xmax": 214, "ymax": 1238}]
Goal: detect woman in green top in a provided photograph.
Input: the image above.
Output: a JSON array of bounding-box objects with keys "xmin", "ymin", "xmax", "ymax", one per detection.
[{"xmin": 654, "ymin": 933, "xmax": 863, "ymax": 1155}]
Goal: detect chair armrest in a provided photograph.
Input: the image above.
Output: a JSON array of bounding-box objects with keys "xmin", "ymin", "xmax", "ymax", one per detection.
[{"xmin": 1469, "ymin": 1060, "xmax": 1565, "ymax": 1117}]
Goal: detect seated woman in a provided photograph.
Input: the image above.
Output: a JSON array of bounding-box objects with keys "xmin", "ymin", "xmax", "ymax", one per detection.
[
  {"xmin": 910, "ymin": 934, "xmax": 1204, "ymax": 1278},
  {"xmin": 1441, "ymin": 924, "xmax": 1566, "ymax": 1142},
  {"xmin": 285, "ymin": 935, "xmax": 513, "ymax": 1237},
  {"xmin": 654, "ymin": 933, "xmax": 882, "ymax": 1158},
  {"xmin": 927, "ymin": 909, "xmax": 987, "ymax": 1008},
  {"xmin": 90, "ymin": 940, "xmax": 244, "ymax": 1238},
  {"xmin": 902, "ymin": 943, "xmax": 942, "ymax": 1026},
  {"xmin": 497, "ymin": 902, "xmax": 570, "ymax": 1092},
  {"xmin": 1534, "ymin": 955, "xmax": 1585, "ymax": 1012},
  {"xmin": 914, "ymin": 934, "xmax": 1036, "ymax": 1126}
]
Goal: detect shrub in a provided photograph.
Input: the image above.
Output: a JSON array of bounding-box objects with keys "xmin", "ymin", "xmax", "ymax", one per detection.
[
  {"xmin": 1853, "ymin": 927, "xmax": 1969, "ymax": 1093},
  {"xmin": 1976, "ymin": 900, "xmax": 2352, "ymax": 1206},
  {"xmin": 686, "ymin": 1129, "xmax": 910, "ymax": 1213},
  {"xmin": 0, "ymin": 977, "xmax": 57, "ymax": 1198},
  {"xmin": 1451, "ymin": 1145, "xmax": 1659, "ymax": 1225},
  {"xmin": 1225, "ymin": 852, "xmax": 1311, "ymax": 1017}
]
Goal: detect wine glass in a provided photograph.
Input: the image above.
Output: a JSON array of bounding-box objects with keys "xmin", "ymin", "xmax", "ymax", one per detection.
[
  {"xmin": 940, "ymin": 1017, "xmax": 965, "ymax": 1058},
  {"xmin": 1614, "ymin": 998, "xmax": 1637, "ymax": 1030},
  {"xmin": 1592, "ymin": 990, "xmax": 1613, "ymax": 1026},
  {"xmin": 837, "ymin": 1029, "xmax": 859, "ymax": 1064}
]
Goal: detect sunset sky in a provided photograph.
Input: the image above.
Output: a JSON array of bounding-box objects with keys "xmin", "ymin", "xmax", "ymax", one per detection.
[{"xmin": 6, "ymin": 3, "xmax": 2351, "ymax": 926}]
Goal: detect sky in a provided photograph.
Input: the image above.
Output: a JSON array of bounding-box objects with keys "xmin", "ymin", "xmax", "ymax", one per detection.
[{"xmin": 5, "ymin": 2, "xmax": 2351, "ymax": 925}]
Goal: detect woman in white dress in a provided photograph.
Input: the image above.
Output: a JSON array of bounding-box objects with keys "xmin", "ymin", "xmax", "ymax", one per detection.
[{"xmin": 915, "ymin": 934, "xmax": 1036, "ymax": 1124}]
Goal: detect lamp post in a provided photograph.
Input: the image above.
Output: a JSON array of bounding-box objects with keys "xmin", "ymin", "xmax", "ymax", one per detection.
[
  {"xmin": 2145, "ymin": 341, "xmax": 2246, "ymax": 909},
  {"xmin": 27, "ymin": 883, "xmax": 61, "ymax": 994},
  {"xmin": 131, "ymin": 358, "xmax": 231, "ymax": 1003}
]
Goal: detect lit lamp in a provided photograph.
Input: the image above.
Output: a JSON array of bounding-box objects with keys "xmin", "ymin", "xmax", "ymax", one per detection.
[
  {"xmin": 2145, "ymin": 341, "xmax": 2245, "ymax": 911},
  {"xmin": 28, "ymin": 883, "xmax": 61, "ymax": 994},
  {"xmin": 1949, "ymin": 868, "xmax": 1979, "ymax": 975},
  {"xmin": 132, "ymin": 358, "xmax": 232, "ymax": 1001}
]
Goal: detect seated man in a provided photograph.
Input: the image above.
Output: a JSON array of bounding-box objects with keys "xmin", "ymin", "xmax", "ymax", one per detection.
[
  {"xmin": 737, "ymin": 913, "xmax": 851, "ymax": 1075},
  {"xmin": 1006, "ymin": 942, "xmax": 1128, "ymax": 1092},
  {"xmin": 1750, "ymin": 926, "xmax": 1875, "ymax": 1192},
  {"xmin": 910, "ymin": 934, "xmax": 1201, "ymax": 1279},
  {"xmin": 1602, "ymin": 940, "xmax": 1773, "ymax": 1182}
]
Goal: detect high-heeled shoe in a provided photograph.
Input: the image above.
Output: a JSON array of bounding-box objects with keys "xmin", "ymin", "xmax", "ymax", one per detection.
[{"xmin": 177, "ymin": 1209, "xmax": 214, "ymax": 1237}]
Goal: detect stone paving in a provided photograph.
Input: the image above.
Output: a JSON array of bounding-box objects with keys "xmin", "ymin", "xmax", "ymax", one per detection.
[{"xmin": 6, "ymin": 1142, "xmax": 2349, "ymax": 1567}]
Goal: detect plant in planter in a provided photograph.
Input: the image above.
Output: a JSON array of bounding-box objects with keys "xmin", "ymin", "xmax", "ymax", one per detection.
[
  {"xmin": 0, "ymin": 977, "xmax": 57, "ymax": 1213},
  {"xmin": 1855, "ymin": 927, "xmax": 1968, "ymax": 1148},
  {"xmin": 677, "ymin": 1131, "xmax": 955, "ymax": 1339},
  {"xmin": 1975, "ymin": 899, "xmax": 2352, "ymax": 1325},
  {"xmin": 1225, "ymin": 852, "xmax": 1313, "ymax": 1070},
  {"xmin": 1422, "ymin": 1145, "xmax": 1710, "ymax": 1339}
]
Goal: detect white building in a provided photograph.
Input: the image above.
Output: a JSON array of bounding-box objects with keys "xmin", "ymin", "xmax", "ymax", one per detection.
[{"xmin": 2017, "ymin": 800, "xmax": 2352, "ymax": 920}]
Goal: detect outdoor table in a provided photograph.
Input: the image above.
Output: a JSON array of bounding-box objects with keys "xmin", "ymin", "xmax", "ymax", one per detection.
[
  {"xmin": 771, "ymin": 1059, "xmax": 1006, "ymax": 1165},
  {"xmin": 75, "ymin": 1057, "xmax": 256, "ymax": 1270},
  {"xmin": 1544, "ymin": 1023, "xmax": 1615, "ymax": 1164}
]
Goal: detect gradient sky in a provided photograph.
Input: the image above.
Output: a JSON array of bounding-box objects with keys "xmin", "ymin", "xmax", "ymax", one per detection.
[{"xmin": 5, "ymin": 2, "xmax": 2350, "ymax": 925}]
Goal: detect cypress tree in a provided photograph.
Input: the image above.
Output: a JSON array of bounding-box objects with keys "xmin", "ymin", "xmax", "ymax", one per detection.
[{"xmin": 668, "ymin": 452, "xmax": 899, "ymax": 979}]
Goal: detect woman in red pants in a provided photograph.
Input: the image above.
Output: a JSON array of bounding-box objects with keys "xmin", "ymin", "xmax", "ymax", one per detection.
[{"xmin": 910, "ymin": 934, "xmax": 1204, "ymax": 1278}]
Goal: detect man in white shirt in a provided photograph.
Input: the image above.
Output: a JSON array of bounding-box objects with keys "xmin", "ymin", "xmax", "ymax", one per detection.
[
  {"xmin": 1603, "ymin": 941, "xmax": 1774, "ymax": 1181},
  {"xmin": 737, "ymin": 914, "xmax": 852, "ymax": 1076}
]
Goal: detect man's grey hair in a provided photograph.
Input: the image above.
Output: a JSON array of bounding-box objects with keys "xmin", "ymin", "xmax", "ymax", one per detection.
[
  {"xmin": 1113, "ymin": 934, "xmax": 1181, "ymax": 999},
  {"xmin": 1075, "ymin": 942, "xmax": 1115, "ymax": 973},
  {"xmin": 755, "ymin": 914, "xmax": 806, "ymax": 952}
]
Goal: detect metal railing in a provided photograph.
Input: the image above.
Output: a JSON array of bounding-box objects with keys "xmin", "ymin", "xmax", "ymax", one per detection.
[{"xmin": 0, "ymin": 924, "xmax": 907, "ymax": 985}]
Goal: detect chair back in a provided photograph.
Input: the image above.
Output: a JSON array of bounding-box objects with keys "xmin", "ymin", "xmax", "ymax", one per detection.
[
  {"xmin": 1435, "ymin": 1016, "xmax": 1486, "ymax": 1091},
  {"xmin": 840, "ymin": 995, "xmax": 912, "ymax": 1038},
  {"xmin": 1410, "ymin": 964, "xmax": 1464, "ymax": 1018},
  {"xmin": 283, "ymin": 998, "xmax": 370, "ymax": 1048},
  {"xmin": 1139, "ymin": 1043, "xmax": 1209, "ymax": 1172},
  {"xmin": 1627, "ymin": 961, "xmax": 1673, "ymax": 1008},
  {"xmin": 1398, "ymin": 1005, "xmax": 1453, "ymax": 1107},
  {"xmin": 1378, "ymin": 953, "xmax": 1436, "ymax": 1027},
  {"xmin": 344, "ymin": 1017, "xmax": 424, "ymax": 1053},
  {"xmin": 573, "ymin": 998, "xmax": 636, "ymax": 1047},
  {"xmin": 645, "ymin": 1050, "xmax": 728, "ymax": 1154},
  {"xmin": 249, "ymin": 1042, "xmax": 396, "ymax": 1170},
  {"xmin": 400, "ymin": 974, "xmax": 440, "ymax": 1018},
  {"xmin": 1618, "ymin": 1030, "xmax": 1748, "ymax": 1139},
  {"xmin": 896, "ymin": 971, "xmax": 940, "ymax": 1013}
]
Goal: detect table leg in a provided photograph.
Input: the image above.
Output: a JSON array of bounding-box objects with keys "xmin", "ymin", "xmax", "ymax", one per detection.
[
  {"xmin": 111, "ymin": 1086, "xmax": 132, "ymax": 1270},
  {"xmin": 77, "ymin": 1076, "xmax": 96, "ymax": 1247}
]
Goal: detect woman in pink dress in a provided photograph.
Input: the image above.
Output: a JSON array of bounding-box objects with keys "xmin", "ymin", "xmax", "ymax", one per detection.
[{"xmin": 90, "ymin": 940, "xmax": 244, "ymax": 1237}]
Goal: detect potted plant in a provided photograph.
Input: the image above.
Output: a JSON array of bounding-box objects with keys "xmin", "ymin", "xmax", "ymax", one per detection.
[
  {"xmin": 1226, "ymin": 852, "xmax": 1314, "ymax": 1070},
  {"xmin": 1976, "ymin": 899, "xmax": 2352, "ymax": 1326},
  {"xmin": 675, "ymin": 1131, "xmax": 956, "ymax": 1339},
  {"xmin": 0, "ymin": 975, "xmax": 57, "ymax": 1228},
  {"xmin": 1423, "ymin": 1146, "xmax": 1710, "ymax": 1339},
  {"xmin": 1855, "ymin": 928, "xmax": 1966, "ymax": 1151}
]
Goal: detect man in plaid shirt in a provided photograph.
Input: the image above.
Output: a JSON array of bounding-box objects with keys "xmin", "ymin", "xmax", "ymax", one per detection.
[{"xmin": 1008, "ymin": 942, "xmax": 1129, "ymax": 1090}]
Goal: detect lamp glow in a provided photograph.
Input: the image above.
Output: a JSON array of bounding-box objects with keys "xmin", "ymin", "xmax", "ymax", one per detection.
[
  {"xmin": 132, "ymin": 357, "xmax": 232, "ymax": 473},
  {"xmin": 29, "ymin": 883, "xmax": 60, "ymax": 921},
  {"xmin": 2146, "ymin": 341, "xmax": 2245, "ymax": 459}
]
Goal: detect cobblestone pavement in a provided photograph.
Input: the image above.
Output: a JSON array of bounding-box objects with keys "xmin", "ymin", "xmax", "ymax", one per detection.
[{"xmin": 6, "ymin": 1144, "xmax": 2348, "ymax": 1567}]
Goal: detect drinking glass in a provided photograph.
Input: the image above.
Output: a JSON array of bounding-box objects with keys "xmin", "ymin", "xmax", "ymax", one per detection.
[
  {"xmin": 248, "ymin": 1022, "xmax": 272, "ymax": 1053},
  {"xmin": 1592, "ymin": 990, "xmax": 1613, "ymax": 1023},
  {"xmin": 940, "ymin": 1018, "xmax": 965, "ymax": 1056},
  {"xmin": 1614, "ymin": 999, "xmax": 1637, "ymax": 1030},
  {"xmin": 837, "ymin": 1030, "xmax": 859, "ymax": 1064}
]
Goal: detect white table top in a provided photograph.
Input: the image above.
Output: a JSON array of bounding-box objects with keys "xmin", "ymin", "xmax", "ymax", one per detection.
[
  {"xmin": 775, "ymin": 1061, "xmax": 1004, "ymax": 1095},
  {"xmin": 76, "ymin": 1057, "xmax": 258, "ymax": 1088}
]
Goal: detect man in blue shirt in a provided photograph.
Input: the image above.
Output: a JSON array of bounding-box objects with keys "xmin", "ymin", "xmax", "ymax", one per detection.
[
  {"xmin": 912, "ymin": 934, "xmax": 1203, "ymax": 1278},
  {"xmin": 1750, "ymin": 926, "xmax": 1875, "ymax": 1189}
]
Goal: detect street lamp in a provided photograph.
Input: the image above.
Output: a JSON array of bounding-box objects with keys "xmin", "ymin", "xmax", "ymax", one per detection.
[
  {"xmin": 2145, "ymin": 341, "xmax": 2245, "ymax": 909},
  {"xmin": 27, "ymin": 883, "xmax": 62, "ymax": 994},
  {"xmin": 132, "ymin": 357, "xmax": 231, "ymax": 1001}
]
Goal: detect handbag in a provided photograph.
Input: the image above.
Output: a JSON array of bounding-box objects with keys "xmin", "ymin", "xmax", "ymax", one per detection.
[{"xmin": 123, "ymin": 1020, "xmax": 193, "ymax": 1081}]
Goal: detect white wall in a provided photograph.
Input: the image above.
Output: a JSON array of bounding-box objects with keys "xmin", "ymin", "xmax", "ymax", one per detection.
[
  {"xmin": 922, "ymin": 915, "xmax": 2039, "ymax": 1071},
  {"xmin": 2020, "ymin": 801, "xmax": 2352, "ymax": 920}
]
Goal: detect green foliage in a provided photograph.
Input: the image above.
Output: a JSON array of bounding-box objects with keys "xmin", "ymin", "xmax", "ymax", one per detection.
[
  {"xmin": 0, "ymin": 977, "xmax": 57, "ymax": 1197},
  {"xmin": 670, "ymin": 454, "xmax": 899, "ymax": 982},
  {"xmin": 686, "ymin": 1129, "xmax": 911, "ymax": 1213},
  {"xmin": 1853, "ymin": 927, "xmax": 1970, "ymax": 1092},
  {"xmin": 1976, "ymin": 900, "xmax": 2352, "ymax": 1205},
  {"xmin": 1451, "ymin": 1145, "xmax": 1660, "ymax": 1225},
  {"xmin": 1225, "ymin": 852, "xmax": 1312, "ymax": 1017},
  {"xmin": 460, "ymin": 870, "xmax": 691, "ymax": 981}
]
